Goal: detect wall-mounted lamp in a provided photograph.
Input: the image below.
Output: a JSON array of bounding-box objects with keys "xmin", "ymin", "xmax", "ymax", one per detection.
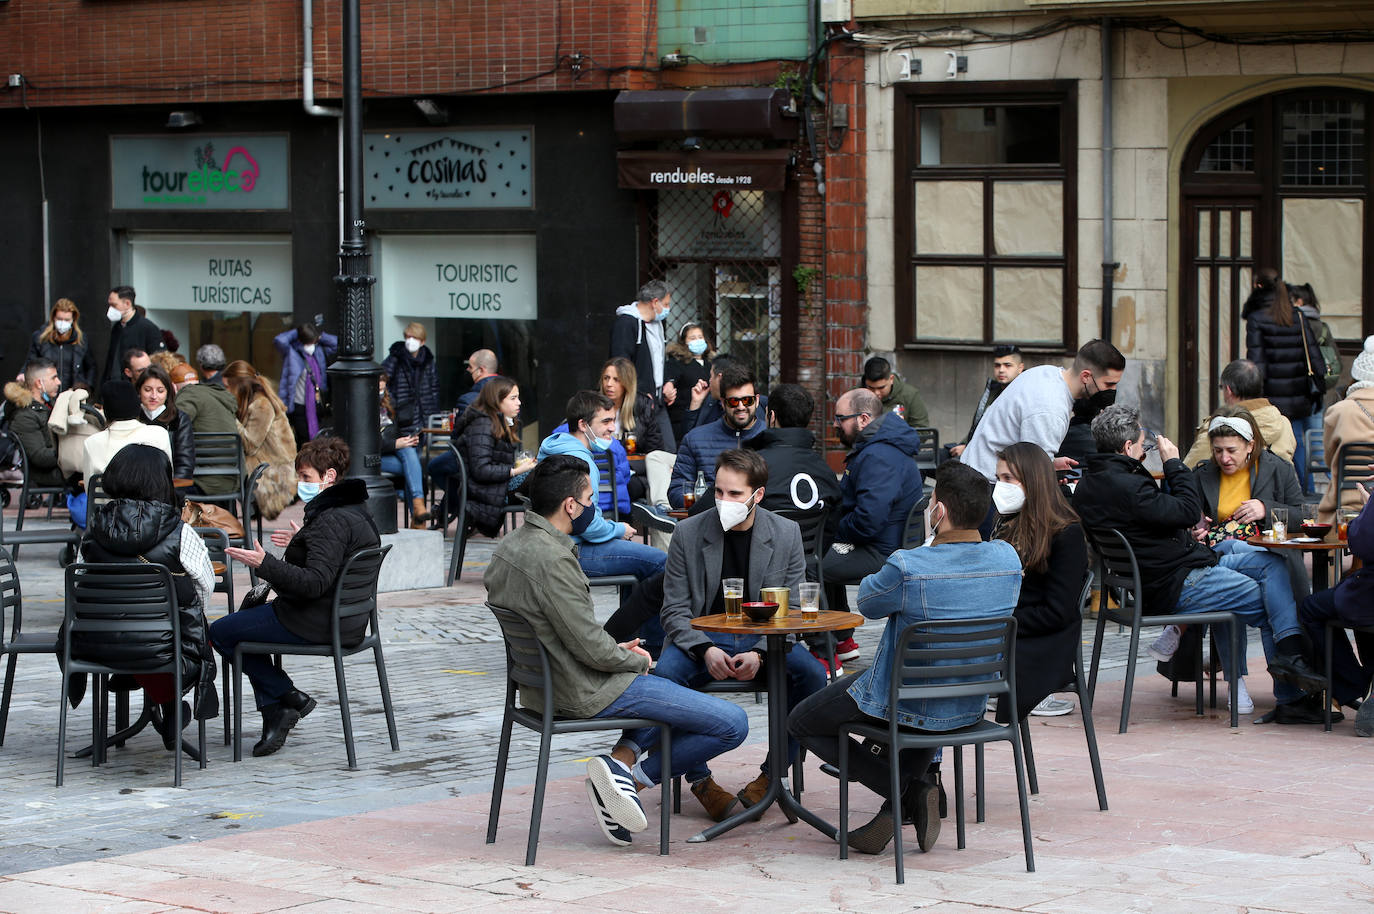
[
  {"xmin": 165, "ymin": 110, "xmax": 201, "ymax": 129},
  {"xmin": 413, "ymin": 98, "xmax": 448, "ymax": 126}
]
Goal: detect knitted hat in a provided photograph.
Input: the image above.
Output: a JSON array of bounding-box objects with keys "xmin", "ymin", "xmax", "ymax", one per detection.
[
  {"xmin": 1353, "ymin": 336, "xmax": 1374, "ymax": 383},
  {"xmin": 100, "ymin": 380, "xmax": 141, "ymax": 422},
  {"xmin": 169, "ymin": 363, "xmax": 199, "ymax": 386}
]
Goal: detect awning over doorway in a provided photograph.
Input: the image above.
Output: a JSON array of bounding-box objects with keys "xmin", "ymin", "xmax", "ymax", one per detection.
[
  {"xmin": 613, "ymin": 88, "xmax": 798, "ymax": 141},
  {"xmin": 616, "ymin": 149, "xmax": 794, "ymax": 191}
]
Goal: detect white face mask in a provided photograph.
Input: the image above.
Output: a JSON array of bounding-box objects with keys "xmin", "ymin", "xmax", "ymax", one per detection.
[
  {"xmin": 106, "ymin": 305, "xmax": 123, "ymax": 322},
  {"xmin": 302, "ymin": 343, "xmax": 317, "ymax": 356},
  {"xmin": 921, "ymin": 499, "xmax": 944, "ymax": 547},
  {"xmin": 54, "ymin": 319, "xmax": 73, "ymax": 334},
  {"xmin": 718, "ymin": 490, "xmax": 758, "ymax": 531},
  {"xmin": 143, "ymin": 404, "xmax": 166, "ymax": 420},
  {"xmin": 404, "ymin": 337, "xmax": 422, "ymax": 353},
  {"xmin": 992, "ymin": 480, "xmax": 1026, "ymax": 515}
]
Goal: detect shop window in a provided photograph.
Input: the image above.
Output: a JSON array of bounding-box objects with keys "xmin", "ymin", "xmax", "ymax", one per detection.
[
  {"xmin": 896, "ymin": 83, "xmax": 1076, "ymax": 349},
  {"xmin": 1282, "ymin": 98, "xmax": 1365, "ymax": 186}
]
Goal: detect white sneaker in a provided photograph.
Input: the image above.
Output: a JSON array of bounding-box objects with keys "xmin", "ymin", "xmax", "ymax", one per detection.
[
  {"xmin": 1030, "ymin": 696, "xmax": 1075, "ymax": 717},
  {"xmin": 1148, "ymin": 625, "xmax": 1182, "ymax": 663},
  {"xmin": 1228, "ymin": 677, "xmax": 1254, "ymax": 714}
]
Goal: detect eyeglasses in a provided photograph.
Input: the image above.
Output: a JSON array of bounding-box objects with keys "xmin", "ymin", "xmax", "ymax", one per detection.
[
  {"xmin": 724, "ymin": 395, "xmax": 757, "ymax": 408},
  {"xmin": 834, "ymin": 412, "xmax": 867, "ymax": 423}
]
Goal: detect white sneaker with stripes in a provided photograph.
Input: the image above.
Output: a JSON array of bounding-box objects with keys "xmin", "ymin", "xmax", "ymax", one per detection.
[
  {"xmin": 586, "ymin": 755, "xmax": 648, "ymax": 833},
  {"xmin": 584, "ymin": 779, "xmax": 633, "ymax": 846}
]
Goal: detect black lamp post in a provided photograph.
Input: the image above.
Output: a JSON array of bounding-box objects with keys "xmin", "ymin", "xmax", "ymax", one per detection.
[{"xmin": 326, "ymin": 0, "xmax": 396, "ymax": 534}]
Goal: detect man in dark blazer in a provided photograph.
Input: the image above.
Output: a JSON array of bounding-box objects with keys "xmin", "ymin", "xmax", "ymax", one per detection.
[{"xmin": 655, "ymin": 448, "xmax": 827, "ymax": 823}]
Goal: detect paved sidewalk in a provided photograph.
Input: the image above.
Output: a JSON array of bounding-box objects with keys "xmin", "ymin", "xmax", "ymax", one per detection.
[{"xmin": 1, "ymin": 515, "xmax": 1366, "ymax": 911}]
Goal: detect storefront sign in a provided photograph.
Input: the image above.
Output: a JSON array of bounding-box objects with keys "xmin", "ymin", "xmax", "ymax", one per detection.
[
  {"xmin": 378, "ymin": 234, "xmax": 536, "ymax": 320},
  {"xmin": 112, "ymin": 135, "xmax": 289, "ymax": 210},
  {"xmin": 617, "ymin": 150, "xmax": 792, "ymax": 191},
  {"xmin": 127, "ymin": 234, "xmax": 293, "ymax": 312},
  {"xmin": 365, "ymin": 129, "xmax": 533, "ymax": 208}
]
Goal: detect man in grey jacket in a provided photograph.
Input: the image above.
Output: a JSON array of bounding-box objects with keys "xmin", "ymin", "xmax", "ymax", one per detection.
[
  {"xmin": 484, "ymin": 455, "xmax": 747, "ymax": 847},
  {"xmin": 656, "ymin": 448, "xmax": 827, "ymax": 821}
]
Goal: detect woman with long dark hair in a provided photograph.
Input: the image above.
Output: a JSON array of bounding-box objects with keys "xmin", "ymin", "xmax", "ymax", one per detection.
[
  {"xmin": 1244, "ymin": 267, "xmax": 1327, "ymax": 425},
  {"xmin": 445, "ymin": 376, "xmax": 536, "ymax": 535},
  {"xmin": 992, "ymin": 441, "xmax": 1089, "ymax": 720},
  {"xmin": 135, "ymin": 364, "xmax": 196, "ymax": 480}
]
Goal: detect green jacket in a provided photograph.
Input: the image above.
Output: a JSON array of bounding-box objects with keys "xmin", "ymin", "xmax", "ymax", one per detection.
[
  {"xmin": 177, "ymin": 382, "xmax": 241, "ymax": 496},
  {"xmin": 2, "ymin": 382, "xmax": 65, "ymax": 486},
  {"xmin": 883, "ymin": 377, "xmax": 930, "ymax": 429},
  {"xmin": 483, "ymin": 512, "xmax": 649, "ymax": 718}
]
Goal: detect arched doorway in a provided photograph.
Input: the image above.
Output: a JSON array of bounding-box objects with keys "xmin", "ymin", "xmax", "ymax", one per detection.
[{"xmin": 1179, "ymin": 88, "xmax": 1373, "ymax": 435}]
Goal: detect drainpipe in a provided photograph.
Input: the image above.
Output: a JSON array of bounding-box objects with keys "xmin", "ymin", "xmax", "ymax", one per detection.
[{"xmin": 1100, "ymin": 18, "xmax": 1118, "ymax": 344}]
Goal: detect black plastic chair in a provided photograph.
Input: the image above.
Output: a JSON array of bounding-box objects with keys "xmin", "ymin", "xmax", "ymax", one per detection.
[
  {"xmin": 913, "ymin": 427, "xmax": 940, "ymax": 479},
  {"xmin": 444, "ymin": 445, "xmax": 470, "ymax": 586},
  {"xmin": 242, "ymin": 462, "xmax": 268, "ymax": 551},
  {"xmin": 191, "ymin": 433, "xmax": 247, "ymax": 516},
  {"xmin": 1086, "ymin": 529, "xmax": 1242, "ymax": 733},
  {"xmin": 1, "ymin": 430, "xmax": 70, "ymax": 556},
  {"xmin": 486, "ymin": 602, "xmax": 672, "ymax": 865},
  {"xmin": 901, "ymin": 493, "xmax": 931, "ymax": 551},
  {"xmin": 57, "ymin": 562, "xmax": 207, "ymax": 787},
  {"xmin": 837, "ymin": 616, "xmax": 1034, "ymax": 882},
  {"xmin": 1333, "ymin": 441, "xmax": 1374, "ymax": 509},
  {"xmin": 231, "ymin": 545, "xmax": 399, "ymax": 769},
  {"xmin": 984, "ymin": 576, "xmax": 1108, "ymax": 814},
  {"xmin": 591, "ymin": 446, "xmax": 621, "ymax": 522},
  {"xmin": 1, "ymin": 546, "xmax": 57, "ymax": 746},
  {"xmin": 1303, "ymin": 428, "xmax": 1327, "ymax": 498},
  {"xmin": 192, "ymin": 526, "xmax": 235, "ymax": 745}
]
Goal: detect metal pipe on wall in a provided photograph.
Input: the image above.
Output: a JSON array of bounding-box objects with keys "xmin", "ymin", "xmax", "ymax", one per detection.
[{"xmin": 1100, "ymin": 17, "xmax": 1118, "ymax": 345}]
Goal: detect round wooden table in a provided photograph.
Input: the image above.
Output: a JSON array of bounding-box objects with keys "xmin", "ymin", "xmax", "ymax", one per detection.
[
  {"xmin": 687, "ymin": 609, "xmax": 863, "ymax": 844},
  {"xmin": 1245, "ymin": 534, "xmax": 1347, "ymax": 591}
]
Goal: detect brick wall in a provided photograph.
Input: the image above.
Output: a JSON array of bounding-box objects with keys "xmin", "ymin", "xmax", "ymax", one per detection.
[{"xmin": 0, "ymin": 0, "xmax": 658, "ymax": 109}]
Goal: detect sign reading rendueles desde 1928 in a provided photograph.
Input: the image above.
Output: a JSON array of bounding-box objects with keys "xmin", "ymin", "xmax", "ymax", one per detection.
[
  {"xmin": 378, "ymin": 234, "xmax": 536, "ymax": 321},
  {"xmin": 364, "ymin": 128, "xmax": 532, "ymax": 208},
  {"xmin": 112, "ymin": 135, "xmax": 290, "ymax": 210}
]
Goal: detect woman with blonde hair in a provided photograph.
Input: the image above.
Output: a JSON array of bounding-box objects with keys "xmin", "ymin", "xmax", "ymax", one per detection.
[
  {"xmin": 380, "ymin": 321, "xmax": 438, "ymax": 434},
  {"xmin": 29, "ymin": 298, "xmax": 95, "ymax": 391},
  {"xmin": 221, "ymin": 360, "xmax": 298, "ymax": 519}
]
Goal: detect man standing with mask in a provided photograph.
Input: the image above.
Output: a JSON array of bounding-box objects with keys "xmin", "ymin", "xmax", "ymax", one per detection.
[
  {"xmin": 611, "ymin": 280, "xmax": 672, "ymax": 402},
  {"xmin": 103, "ymin": 286, "xmax": 165, "ymax": 383},
  {"xmin": 655, "ymin": 448, "xmax": 825, "ymax": 822},
  {"xmin": 538, "ymin": 390, "xmax": 667, "ymax": 582},
  {"xmin": 960, "ymin": 339, "xmax": 1125, "ymax": 482}
]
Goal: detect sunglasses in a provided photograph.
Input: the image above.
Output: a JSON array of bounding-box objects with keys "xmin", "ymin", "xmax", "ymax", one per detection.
[
  {"xmin": 834, "ymin": 411, "xmax": 866, "ymax": 422},
  {"xmin": 724, "ymin": 395, "xmax": 757, "ymax": 408}
]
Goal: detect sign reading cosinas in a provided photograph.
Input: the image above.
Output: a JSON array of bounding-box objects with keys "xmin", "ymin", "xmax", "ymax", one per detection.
[
  {"xmin": 364, "ymin": 128, "xmax": 533, "ymax": 209},
  {"xmin": 112, "ymin": 135, "xmax": 290, "ymax": 210}
]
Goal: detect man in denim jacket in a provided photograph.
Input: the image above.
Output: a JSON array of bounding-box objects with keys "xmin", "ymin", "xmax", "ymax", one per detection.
[{"xmin": 788, "ymin": 461, "xmax": 1022, "ymax": 856}]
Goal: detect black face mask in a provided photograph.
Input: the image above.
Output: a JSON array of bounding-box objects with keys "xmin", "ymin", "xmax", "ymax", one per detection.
[{"xmin": 1073, "ymin": 388, "xmax": 1116, "ymax": 420}]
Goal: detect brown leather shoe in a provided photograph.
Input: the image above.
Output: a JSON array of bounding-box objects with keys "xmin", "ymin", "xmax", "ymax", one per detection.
[
  {"xmin": 737, "ymin": 772, "xmax": 769, "ymax": 808},
  {"xmin": 690, "ymin": 776, "xmax": 739, "ymax": 822}
]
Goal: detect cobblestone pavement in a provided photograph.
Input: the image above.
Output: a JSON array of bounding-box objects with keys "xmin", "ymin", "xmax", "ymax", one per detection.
[{"xmin": 0, "ymin": 517, "xmax": 1268, "ymax": 879}]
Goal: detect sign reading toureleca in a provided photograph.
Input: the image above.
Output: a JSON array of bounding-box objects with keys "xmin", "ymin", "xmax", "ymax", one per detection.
[
  {"xmin": 112, "ymin": 135, "xmax": 289, "ymax": 210},
  {"xmin": 365, "ymin": 128, "xmax": 533, "ymax": 209},
  {"xmin": 377, "ymin": 234, "xmax": 536, "ymax": 320}
]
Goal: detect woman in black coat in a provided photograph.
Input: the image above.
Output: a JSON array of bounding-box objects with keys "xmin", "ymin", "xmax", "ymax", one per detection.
[
  {"xmin": 992, "ymin": 441, "xmax": 1089, "ymax": 721},
  {"xmin": 663, "ymin": 323, "xmax": 714, "ymax": 444},
  {"xmin": 450, "ymin": 376, "xmax": 537, "ymax": 537},
  {"xmin": 1244, "ymin": 267, "xmax": 1326, "ymax": 421},
  {"xmin": 212, "ymin": 436, "xmax": 382, "ymax": 757},
  {"xmin": 76, "ymin": 445, "xmax": 217, "ymax": 749},
  {"xmin": 135, "ymin": 365, "xmax": 196, "ymax": 479},
  {"xmin": 29, "ymin": 298, "xmax": 96, "ymax": 391}
]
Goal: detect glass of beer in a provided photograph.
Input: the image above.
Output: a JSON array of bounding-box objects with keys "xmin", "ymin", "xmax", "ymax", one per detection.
[
  {"xmin": 1271, "ymin": 506, "xmax": 1289, "ymax": 543},
  {"xmin": 799, "ymin": 582, "xmax": 820, "ymax": 617},
  {"xmin": 1340, "ymin": 509, "xmax": 1357, "ymax": 541},
  {"xmin": 624, "ymin": 432, "xmax": 637, "ymax": 455},
  {"xmin": 682, "ymin": 491, "xmax": 696, "ymax": 509},
  {"xmin": 723, "ymin": 577, "xmax": 744, "ymax": 621}
]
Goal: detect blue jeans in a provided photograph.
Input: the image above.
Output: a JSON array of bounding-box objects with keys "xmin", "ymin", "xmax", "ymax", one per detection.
[
  {"xmin": 380, "ymin": 446, "xmax": 424, "ymax": 499},
  {"xmin": 208, "ymin": 603, "xmax": 313, "ymax": 710},
  {"xmin": 653, "ymin": 636, "xmax": 826, "ymax": 781},
  {"xmin": 1176, "ymin": 543, "xmax": 1303, "ymax": 702},
  {"xmin": 576, "ymin": 538, "xmax": 666, "ymax": 581},
  {"xmin": 1291, "ymin": 411, "xmax": 1323, "ymax": 494},
  {"xmin": 594, "ymin": 674, "xmax": 748, "ymax": 786}
]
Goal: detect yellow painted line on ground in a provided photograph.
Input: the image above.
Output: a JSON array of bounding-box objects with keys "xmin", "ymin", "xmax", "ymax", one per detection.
[
  {"xmin": 209, "ymin": 811, "xmax": 263, "ymax": 821},
  {"xmin": 441, "ymin": 669, "xmax": 488, "ymax": 676}
]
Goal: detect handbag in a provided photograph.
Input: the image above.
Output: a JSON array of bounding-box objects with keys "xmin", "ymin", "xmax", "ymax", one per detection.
[
  {"xmin": 239, "ymin": 579, "xmax": 272, "ymax": 611},
  {"xmin": 182, "ymin": 500, "xmax": 246, "ymax": 540},
  {"xmin": 1299, "ymin": 316, "xmax": 1327, "ymax": 404}
]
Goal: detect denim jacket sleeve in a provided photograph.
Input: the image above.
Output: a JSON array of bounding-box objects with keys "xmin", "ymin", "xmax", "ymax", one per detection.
[{"xmin": 857, "ymin": 555, "xmax": 907, "ymax": 620}]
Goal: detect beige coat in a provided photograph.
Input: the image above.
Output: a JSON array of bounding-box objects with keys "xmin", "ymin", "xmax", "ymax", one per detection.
[
  {"xmin": 1318, "ymin": 386, "xmax": 1374, "ymax": 523},
  {"xmin": 82, "ymin": 420, "xmax": 172, "ymax": 482},
  {"xmin": 1182, "ymin": 398, "xmax": 1297, "ymax": 468},
  {"xmin": 241, "ymin": 395, "xmax": 298, "ymax": 520}
]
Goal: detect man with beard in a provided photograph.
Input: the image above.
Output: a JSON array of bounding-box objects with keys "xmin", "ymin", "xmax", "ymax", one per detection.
[
  {"xmin": 668, "ymin": 367, "xmax": 765, "ymax": 510},
  {"xmin": 960, "ymin": 339, "xmax": 1125, "ymax": 481},
  {"xmin": 949, "ymin": 345, "xmax": 1024, "ymax": 459}
]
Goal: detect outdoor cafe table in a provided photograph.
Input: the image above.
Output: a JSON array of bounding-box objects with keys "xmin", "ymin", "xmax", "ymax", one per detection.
[
  {"xmin": 1245, "ymin": 533, "xmax": 1347, "ymax": 591},
  {"xmin": 687, "ymin": 609, "xmax": 863, "ymax": 843}
]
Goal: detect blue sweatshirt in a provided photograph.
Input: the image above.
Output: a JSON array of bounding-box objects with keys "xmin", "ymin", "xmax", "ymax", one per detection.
[{"xmin": 537, "ymin": 432, "xmax": 628, "ymax": 545}]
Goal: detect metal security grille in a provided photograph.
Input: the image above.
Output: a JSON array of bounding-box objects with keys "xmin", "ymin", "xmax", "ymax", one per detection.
[{"xmin": 640, "ymin": 143, "xmax": 784, "ymax": 393}]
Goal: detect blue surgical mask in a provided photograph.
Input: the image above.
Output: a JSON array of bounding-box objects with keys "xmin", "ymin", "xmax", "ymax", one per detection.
[
  {"xmin": 655, "ymin": 304, "xmax": 670, "ymax": 322},
  {"xmin": 687, "ymin": 338, "xmax": 708, "ymax": 355},
  {"xmin": 297, "ymin": 481, "xmax": 322, "ymax": 503},
  {"xmin": 590, "ymin": 434, "xmax": 613, "ymax": 452},
  {"xmin": 569, "ymin": 499, "xmax": 596, "ymax": 536}
]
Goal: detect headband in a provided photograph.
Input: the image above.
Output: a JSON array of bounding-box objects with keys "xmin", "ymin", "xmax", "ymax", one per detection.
[{"xmin": 1208, "ymin": 416, "xmax": 1254, "ymax": 441}]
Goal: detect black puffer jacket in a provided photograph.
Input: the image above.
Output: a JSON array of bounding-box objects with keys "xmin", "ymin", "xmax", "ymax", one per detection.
[
  {"xmin": 258, "ymin": 478, "xmax": 381, "ymax": 646},
  {"xmin": 141, "ymin": 408, "xmax": 196, "ymax": 479},
  {"xmin": 1244, "ymin": 287, "xmax": 1327, "ymax": 420},
  {"xmin": 1072, "ymin": 452, "xmax": 1218, "ymax": 614},
  {"xmin": 28, "ymin": 330, "xmax": 96, "ymax": 391},
  {"xmin": 380, "ymin": 341, "xmax": 439, "ymax": 432},
  {"xmin": 75, "ymin": 498, "xmax": 217, "ymax": 719},
  {"xmin": 453, "ymin": 406, "xmax": 518, "ymax": 537}
]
